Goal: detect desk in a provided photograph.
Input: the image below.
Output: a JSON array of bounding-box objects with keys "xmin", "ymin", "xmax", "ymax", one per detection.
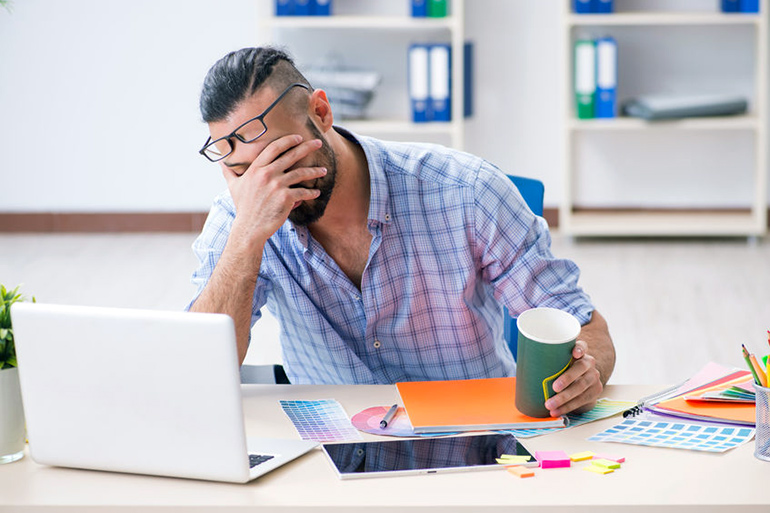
[{"xmin": 1, "ymin": 384, "xmax": 768, "ymax": 512}]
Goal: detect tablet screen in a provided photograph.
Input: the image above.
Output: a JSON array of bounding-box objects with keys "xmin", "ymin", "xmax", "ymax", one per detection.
[{"xmin": 322, "ymin": 433, "xmax": 535, "ymax": 479}]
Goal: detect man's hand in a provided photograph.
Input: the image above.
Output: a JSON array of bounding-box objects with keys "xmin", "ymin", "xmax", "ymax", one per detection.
[
  {"xmin": 543, "ymin": 310, "xmax": 615, "ymax": 417},
  {"xmin": 223, "ymin": 134, "xmax": 328, "ymax": 245}
]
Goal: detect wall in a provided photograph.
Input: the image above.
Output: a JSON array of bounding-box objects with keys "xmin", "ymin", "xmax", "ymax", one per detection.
[{"xmin": 0, "ymin": 0, "xmax": 766, "ymax": 213}]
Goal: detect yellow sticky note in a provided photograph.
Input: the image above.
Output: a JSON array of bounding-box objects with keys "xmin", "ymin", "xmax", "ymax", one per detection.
[
  {"xmin": 592, "ymin": 458, "xmax": 621, "ymax": 469},
  {"xmin": 584, "ymin": 465, "xmax": 614, "ymax": 475},
  {"xmin": 499, "ymin": 454, "xmax": 531, "ymax": 461},
  {"xmin": 496, "ymin": 455, "xmax": 532, "ymax": 465},
  {"xmin": 569, "ymin": 451, "xmax": 595, "ymax": 462},
  {"xmin": 507, "ymin": 465, "xmax": 535, "ymax": 478}
]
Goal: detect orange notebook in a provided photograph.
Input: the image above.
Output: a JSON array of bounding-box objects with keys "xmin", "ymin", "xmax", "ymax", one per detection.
[{"xmin": 396, "ymin": 377, "xmax": 565, "ymax": 434}]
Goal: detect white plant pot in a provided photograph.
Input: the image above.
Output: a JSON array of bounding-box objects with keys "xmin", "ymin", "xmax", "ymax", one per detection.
[{"xmin": 0, "ymin": 367, "xmax": 25, "ymax": 464}]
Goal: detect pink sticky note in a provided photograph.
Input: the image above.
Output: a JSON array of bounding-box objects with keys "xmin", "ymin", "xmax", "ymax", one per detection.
[
  {"xmin": 534, "ymin": 450, "xmax": 571, "ymax": 469},
  {"xmin": 593, "ymin": 454, "xmax": 625, "ymax": 463}
]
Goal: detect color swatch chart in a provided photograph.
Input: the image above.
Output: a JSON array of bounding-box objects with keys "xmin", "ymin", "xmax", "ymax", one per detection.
[
  {"xmin": 588, "ymin": 418, "xmax": 755, "ymax": 453},
  {"xmin": 503, "ymin": 398, "xmax": 637, "ymax": 439},
  {"xmin": 280, "ymin": 399, "xmax": 362, "ymax": 442}
]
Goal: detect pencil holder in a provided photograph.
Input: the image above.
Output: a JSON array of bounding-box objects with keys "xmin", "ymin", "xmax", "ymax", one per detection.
[{"xmin": 754, "ymin": 383, "xmax": 770, "ymax": 462}]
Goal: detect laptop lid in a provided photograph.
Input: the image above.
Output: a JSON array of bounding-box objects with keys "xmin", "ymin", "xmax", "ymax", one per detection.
[{"xmin": 11, "ymin": 302, "xmax": 315, "ymax": 483}]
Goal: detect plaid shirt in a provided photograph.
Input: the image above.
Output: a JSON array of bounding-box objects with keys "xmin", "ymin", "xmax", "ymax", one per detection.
[{"xmin": 189, "ymin": 128, "xmax": 593, "ymax": 384}]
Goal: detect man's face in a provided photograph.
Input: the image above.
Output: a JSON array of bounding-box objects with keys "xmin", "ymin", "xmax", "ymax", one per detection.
[{"xmin": 207, "ymin": 86, "xmax": 338, "ymax": 226}]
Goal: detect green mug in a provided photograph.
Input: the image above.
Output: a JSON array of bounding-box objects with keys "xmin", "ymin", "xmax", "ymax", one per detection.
[{"xmin": 514, "ymin": 307, "xmax": 581, "ymax": 418}]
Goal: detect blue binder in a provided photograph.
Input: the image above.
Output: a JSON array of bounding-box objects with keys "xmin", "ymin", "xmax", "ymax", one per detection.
[
  {"xmin": 464, "ymin": 41, "xmax": 473, "ymax": 118},
  {"xmin": 294, "ymin": 0, "xmax": 311, "ymax": 15},
  {"xmin": 412, "ymin": 0, "xmax": 427, "ymax": 17},
  {"xmin": 276, "ymin": 0, "xmax": 293, "ymax": 16},
  {"xmin": 593, "ymin": 0, "xmax": 613, "ymax": 13},
  {"xmin": 429, "ymin": 44, "xmax": 452, "ymax": 122},
  {"xmin": 312, "ymin": 0, "xmax": 332, "ymax": 15},
  {"xmin": 408, "ymin": 44, "xmax": 430, "ymax": 123},
  {"xmin": 595, "ymin": 37, "xmax": 617, "ymax": 118},
  {"xmin": 722, "ymin": 0, "xmax": 741, "ymax": 11},
  {"xmin": 574, "ymin": 0, "xmax": 593, "ymax": 13},
  {"xmin": 740, "ymin": 0, "xmax": 759, "ymax": 12}
]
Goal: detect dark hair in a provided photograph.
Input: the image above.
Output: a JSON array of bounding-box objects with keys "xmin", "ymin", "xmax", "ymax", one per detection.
[{"xmin": 199, "ymin": 46, "xmax": 311, "ymax": 123}]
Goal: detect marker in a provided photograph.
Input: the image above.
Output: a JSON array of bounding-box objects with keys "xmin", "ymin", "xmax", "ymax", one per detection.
[{"xmin": 380, "ymin": 404, "xmax": 399, "ymax": 429}]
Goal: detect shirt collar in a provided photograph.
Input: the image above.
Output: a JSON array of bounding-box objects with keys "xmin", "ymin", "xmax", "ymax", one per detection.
[{"xmin": 333, "ymin": 126, "xmax": 392, "ymax": 226}]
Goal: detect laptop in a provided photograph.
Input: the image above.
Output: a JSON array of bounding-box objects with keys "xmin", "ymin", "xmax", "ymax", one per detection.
[{"xmin": 10, "ymin": 302, "xmax": 317, "ymax": 483}]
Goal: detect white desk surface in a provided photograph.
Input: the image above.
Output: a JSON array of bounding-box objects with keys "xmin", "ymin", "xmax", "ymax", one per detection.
[{"xmin": 1, "ymin": 384, "xmax": 768, "ymax": 512}]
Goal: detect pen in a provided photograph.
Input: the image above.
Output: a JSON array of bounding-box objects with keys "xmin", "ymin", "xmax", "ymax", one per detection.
[{"xmin": 380, "ymin": 404, "xmax": 399, "ymax": 429}]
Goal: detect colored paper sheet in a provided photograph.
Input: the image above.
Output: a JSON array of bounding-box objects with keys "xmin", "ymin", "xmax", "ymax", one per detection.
[
  {"xmin": 280, "ymin": 399, "xmax": 363, "ymax": 442},
  {"xmin": 502, "ymin": 398, "xmax": 636, "ymax": 438},
  {"xmin": 588, "ymin": 418, "xmax": 755, "ymax": 453},
  {"xmin": 396, "ymin": 377, "xmax": 565, "ymax": 433}
]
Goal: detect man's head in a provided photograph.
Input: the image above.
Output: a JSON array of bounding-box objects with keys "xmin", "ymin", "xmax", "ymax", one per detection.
[{"xmin": 200, "ymin": 47, "xmax": 338, "ymax": 226}]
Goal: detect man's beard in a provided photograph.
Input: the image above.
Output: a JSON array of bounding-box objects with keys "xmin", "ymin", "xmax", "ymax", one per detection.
[{"xmin": 287, "ymin": 120, "xmax": 338, "ymax": 226}]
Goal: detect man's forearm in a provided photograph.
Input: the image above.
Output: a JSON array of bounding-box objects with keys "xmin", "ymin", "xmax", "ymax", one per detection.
[
  {"xmin": 190, "ymin": 231, "xmax": 264, "ymax": 364},
  {"xmin": 578, "ymin": 309, "xmax": 615, "ymax": 385}
]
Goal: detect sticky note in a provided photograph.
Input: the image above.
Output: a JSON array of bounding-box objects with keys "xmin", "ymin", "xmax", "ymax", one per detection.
[
  {"xmin": 584, "ymin": 465, "xmax": 614, "ymax": 475},
  {"xmin": 507, "ymin": 465, "xmax": 535, "ymax": 478},
  {"xmin": 593, "ymin": 453, "xmax": 625, "ymax": 463},
  {"xmin": 499, "ymin": 454, "xmax": 532, "ymax": 461},
  {"xmin": 592, "ymin": 458, "xmax": 621, "ymax": 469},
  {"xmin": 569, "ymin": 451, "xmax": 595, "ymax": 462},
  {"xmin": 496, "ymin": 455, "xmax": 532, "ymax": 465},
  {"xmin": 534, "ymin": 450, "xmax": 571, "ymax": 469}
]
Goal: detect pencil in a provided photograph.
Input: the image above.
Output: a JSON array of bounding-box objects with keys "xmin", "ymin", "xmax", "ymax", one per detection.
[
  {"xmin": 749, "ymin": 353, "xmax": 767, "ymax": 387},
  {"xmin": 742, "ymin": 344, "xmax": 762, "ymax": 386}
]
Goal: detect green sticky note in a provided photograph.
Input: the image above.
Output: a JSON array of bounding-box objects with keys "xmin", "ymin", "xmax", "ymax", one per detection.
[{"xmin": 592, "ymin": 458, "xmax": 621, "ymax": 469}]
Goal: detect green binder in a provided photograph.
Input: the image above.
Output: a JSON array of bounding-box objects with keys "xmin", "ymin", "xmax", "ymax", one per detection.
[
  {"xmin": 574, "ymin": 39, "xmax": 596, "ymax": 119},
  {"xmin": 428, "ymin": 0, "xmax": 447, "ymax": 18}
]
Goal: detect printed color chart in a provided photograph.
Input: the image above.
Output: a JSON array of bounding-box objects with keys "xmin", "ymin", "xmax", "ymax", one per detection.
[
  {"xmin": 589, "ymin": 418, "xmax": 755, "ymax": 452},
  {"xmin": 503, "ymin": 398, "xmax": 636, "ymax": 438},
  {"xmin": 280, "ymin": 399, "xmax": 363, "ymax": 442}
]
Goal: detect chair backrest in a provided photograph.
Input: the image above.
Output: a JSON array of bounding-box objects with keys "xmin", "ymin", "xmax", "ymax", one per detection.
[{"xmin": 503, "ymin": 175, "xmax": 545, "ymax": 362}]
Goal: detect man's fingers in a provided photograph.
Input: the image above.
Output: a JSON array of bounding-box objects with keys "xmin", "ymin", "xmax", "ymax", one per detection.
[
  {"xmin": 256, "ymin": 136, "xmax": 322, "ymax": 175},
  {"xmin": 252, "ymin": 134, "xmax": 304, "ymax": 168}
]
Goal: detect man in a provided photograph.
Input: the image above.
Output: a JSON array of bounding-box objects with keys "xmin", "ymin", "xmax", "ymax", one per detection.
[{"xmin": 189, "ymin": 47, "xmax": 615, "ymax": 416}]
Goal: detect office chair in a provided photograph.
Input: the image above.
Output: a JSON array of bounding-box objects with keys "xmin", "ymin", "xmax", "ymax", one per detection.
[
  {"xmin": 503, "ymin": 175, "xmax": 545, "ymax": 361},
  {"xmin": 240, "ymin": 174, "xmax": 545, "ymax": 384}
]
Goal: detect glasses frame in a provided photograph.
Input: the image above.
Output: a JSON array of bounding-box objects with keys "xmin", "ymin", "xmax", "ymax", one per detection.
[{"xmin": 199, "ymin": 82, "xmax": 311, "ymax": 162}]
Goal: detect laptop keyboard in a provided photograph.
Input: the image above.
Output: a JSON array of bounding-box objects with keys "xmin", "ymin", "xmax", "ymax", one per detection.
[{"xmin": 249, "ymin": 454, "xmax": 275, "ymax": 468}]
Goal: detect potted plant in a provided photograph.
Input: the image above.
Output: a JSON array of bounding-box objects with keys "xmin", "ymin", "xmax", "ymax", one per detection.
[{"xmin": 0, "ymin": 284, "xmax": 33, "ymax": 464}]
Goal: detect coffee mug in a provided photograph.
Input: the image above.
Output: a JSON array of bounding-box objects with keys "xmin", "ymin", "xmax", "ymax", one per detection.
[{"xmin": 514, "ymin": 307, "xmax": 581, "ymax": 418}]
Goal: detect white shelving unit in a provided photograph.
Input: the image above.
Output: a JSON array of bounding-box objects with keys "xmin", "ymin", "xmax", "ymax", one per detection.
[
  {"xmin": 561, "ymin": 2, "xmax": 768, "ymax": 237},
  {"xmin": 258, "ymin": 1, "xmax": 466, "ymax": 150}
]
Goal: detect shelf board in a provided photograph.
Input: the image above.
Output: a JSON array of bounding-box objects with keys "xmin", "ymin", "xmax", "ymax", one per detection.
[
  {"xmin": 567, "ymin": 12, "xmax": 762, "ymax": 26},
  {"xmin": 340, "ymin": 119, "xmax": 458, "ymax": 135},
  {"xmin": 265, "ymin": 15, "xmax": 458, "ymax": 30},
  {"xmin": 568, "ymin": 115, "xmax": 759, "ymax": 131},
  {"xmin": 565, "ymin": 210, "xmax": 764, "ymax": 236}
]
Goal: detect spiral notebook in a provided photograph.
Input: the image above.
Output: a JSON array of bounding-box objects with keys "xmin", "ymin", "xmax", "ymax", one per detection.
[{"xmin": 396, "ymin": 377, "xmax": 565, "ymax": 434}]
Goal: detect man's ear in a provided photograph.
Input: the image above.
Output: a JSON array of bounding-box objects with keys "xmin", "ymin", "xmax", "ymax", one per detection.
[{"xmin": 309, "ymin": 89, "xmax": 334, "ymax": 132}]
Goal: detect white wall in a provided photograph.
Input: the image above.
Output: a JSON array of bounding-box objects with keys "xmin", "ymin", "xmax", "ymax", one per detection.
[{"xmin": 0, "ymin": 0, "xmax": 766, "ymax": 212}]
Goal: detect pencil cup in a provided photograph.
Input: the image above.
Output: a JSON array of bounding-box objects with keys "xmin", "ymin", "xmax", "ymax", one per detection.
[
  {"xmin": 514, "ymin": 307, "xmax": 580, "ymax": 418},
  {"xmin": 754, "ymin": 383, "xmax": 770, "ymax": 462}
]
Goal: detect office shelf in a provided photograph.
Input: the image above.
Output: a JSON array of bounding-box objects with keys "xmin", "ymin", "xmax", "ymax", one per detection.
[
  {"xmin": 260, "ymin": 1, "xmax": 466, "ymax": 150},
  {"xmin": 561, "ymin": 2, "xmax": 768, "ymax": 237}
]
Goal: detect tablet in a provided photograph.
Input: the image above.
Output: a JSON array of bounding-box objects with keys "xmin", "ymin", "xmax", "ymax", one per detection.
[{"xmin": 321, "ymin": 433, "xmax": 536, "ymax": 479}]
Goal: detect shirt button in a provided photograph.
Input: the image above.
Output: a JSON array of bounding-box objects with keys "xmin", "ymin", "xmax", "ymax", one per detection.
[
  {"xmin": 373, "ymin": 340, "xmax": 381, "ymax": 349},
  {"xmin": 384, "ymin": 214, "xmax": 391, "ymax": 221},
  {"xmin": 353, "ymin": 295, "xmax": 361, "ymax": 301}
]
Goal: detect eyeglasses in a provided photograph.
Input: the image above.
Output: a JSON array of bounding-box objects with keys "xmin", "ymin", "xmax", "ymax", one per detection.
[{"xmin": 199, "ymin": 82, "xmax": 311, "ymax": 162}]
